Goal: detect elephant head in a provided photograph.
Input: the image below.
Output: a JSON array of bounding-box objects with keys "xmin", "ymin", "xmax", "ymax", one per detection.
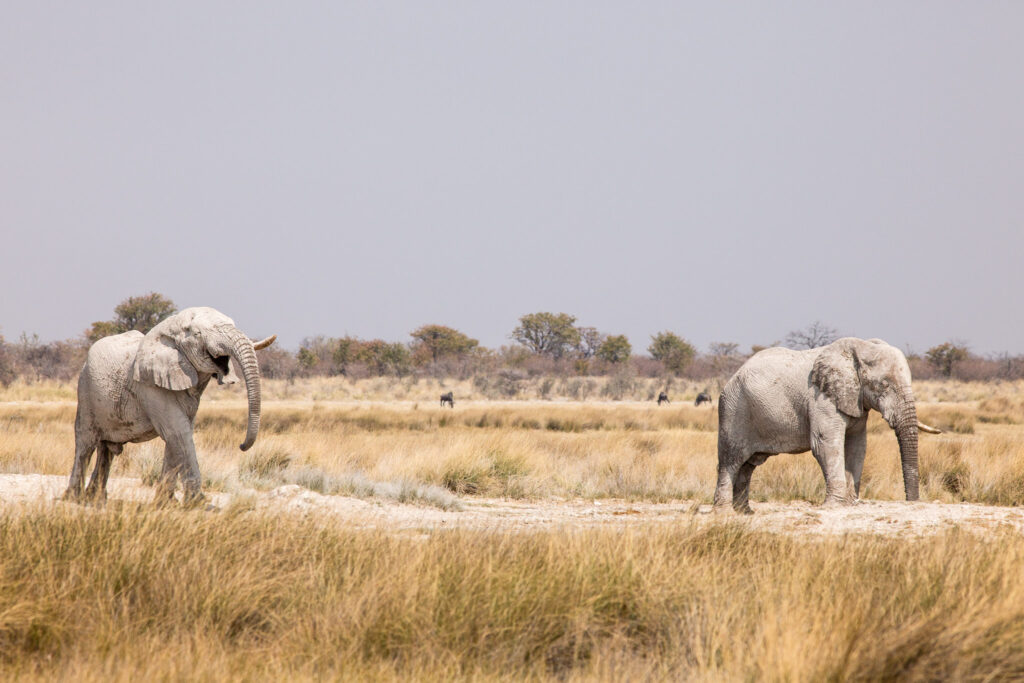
[
  {"xmin": 810, "ymin": 338, "xmax": 940, "ymax": 501},
  {"xmin": 132, "ymin": 307, "xmax": 276, "ymax": 451}
]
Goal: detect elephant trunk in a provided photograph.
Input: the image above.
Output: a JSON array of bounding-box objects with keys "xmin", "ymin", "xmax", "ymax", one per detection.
[
  {"xmin": 228, "ymin": 329, "xmax": 262, "ymax": 451},
  {"xmin": 893, "ymin": 390, "xmax": 920, "ymax": 501}
]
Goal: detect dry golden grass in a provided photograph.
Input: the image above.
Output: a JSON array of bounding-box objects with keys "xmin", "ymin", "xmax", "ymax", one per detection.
[
  {"xmin": 3, "ymin": 377, "xmax": 1024, "ymax": 506},
  {"xmin": 3, "ymin": 378, "xmax": 1024, "ymax": 678},
  {"xmin": 0, "ymin": 507, "xmax": 1023, "ymax": 680}
]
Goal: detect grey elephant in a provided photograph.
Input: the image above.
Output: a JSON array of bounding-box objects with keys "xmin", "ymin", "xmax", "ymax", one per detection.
[
  {"xmin": 440, "ymin": 391, "xmax": 454, "ymax": 408},
  {"xmin": 63, "ymin": 307, "xmax": 276, "ymax": 505},
  {"xmin": 713, "ymin": 337, "xmax": 941, "ymax": 513}
]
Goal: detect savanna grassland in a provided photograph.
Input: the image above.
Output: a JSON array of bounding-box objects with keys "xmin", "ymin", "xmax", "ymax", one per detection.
[{"xmin": 1, "ymin": 377, "xmax": 1024, "ymax": 680}]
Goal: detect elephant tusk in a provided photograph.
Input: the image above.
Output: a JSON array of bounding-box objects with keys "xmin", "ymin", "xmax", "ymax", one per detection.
[
  {"xmin": 917, "ymin": 421, "xmax": 942, "ymax": 434},
  {"xmin": 252, "ymin": 335, "xmax": 277, "ymax": 351}
]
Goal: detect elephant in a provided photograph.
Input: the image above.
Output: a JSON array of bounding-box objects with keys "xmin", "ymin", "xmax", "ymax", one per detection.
[
  {"xmin": 440, "ymin": 391, "xmax": 454, "ymax": 408},
  {"xmin": 694, "ymin": 391, "xmax": 712, "ymax": 407},
  {"xmin": 713, "ymin": 337, "xmax": 941, "ymax": 513},
  {"xmin": 63, "ymin": 307, "xmax": 276, "ymax": 505},
  {"xmin": 657, "ymin": 392, "xmax": 670, "ymax": 406}
]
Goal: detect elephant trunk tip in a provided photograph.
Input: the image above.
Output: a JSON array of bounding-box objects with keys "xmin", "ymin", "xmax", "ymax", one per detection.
[{"xmin": 239, "ymin": 440, "xmax": 255, "ymax": 452}]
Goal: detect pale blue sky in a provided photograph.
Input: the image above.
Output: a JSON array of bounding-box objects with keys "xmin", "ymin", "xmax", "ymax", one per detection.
[{"xmin": 2, "ymin": 2, "xmax": 1022, "ymax": 354}]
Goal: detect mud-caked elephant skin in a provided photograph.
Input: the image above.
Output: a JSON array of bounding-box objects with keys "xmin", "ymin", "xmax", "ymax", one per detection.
[
  {"xmin": 64, "ymin": 307, "xmax": 275, "ymax": 505},
  {"xmin": 713, "ymin": 338, "xmax": 941, "ymax": 513}
]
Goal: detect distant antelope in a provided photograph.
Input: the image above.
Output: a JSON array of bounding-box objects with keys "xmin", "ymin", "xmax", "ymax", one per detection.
[
  {"xmin": 657, "ymin": 391, "xmax": 670, "ymax": 406},
  {"xmin": 440, "ymin": 391, "xmax": 454, "ymax": 408},
  {"xmin": 695, "ymin": 391, "xmax": 712, "ymax": 407}
]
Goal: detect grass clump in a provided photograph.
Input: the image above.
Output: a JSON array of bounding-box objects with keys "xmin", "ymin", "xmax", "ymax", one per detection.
[
  {"xmin": 238, "ymin": 446, "xmax": 292, "ymax": 483},
  {"xmin": 938, "ymin": 410, "xmax": 976, "ymax": 434},
  {"xmin": 441, "ymin": 450, "xmax": 528, "ymax": 496},
  {"xmin": 922, "ymin": 441, "xmax": 971, "ymax": 498}
]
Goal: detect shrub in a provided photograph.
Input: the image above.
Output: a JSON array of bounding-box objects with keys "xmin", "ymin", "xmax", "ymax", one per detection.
[
  {"xmin": 409, "ymin": 325, "xmax": 478, "ymax": 364},
  {"xmin": 511, "ymin": 312, "xmax": 581, "ymax": 359},
  {"xmin": 784, "ymin": 321, "xmax": 838, "ymax": 350},
  {"xmin": 86, "ymin": 292, "xmax": 176, "ymax": 342},
  {"xmin": 648, "ymin": 332, "xmax": 695, "ymax": 375},
  {"xmin": 496, "ymin": 369, "xmax": 527, "ymax": 397},
  {"xmin": 0, "ymin": 336, "xmax": 14, "ymax": 387},
  {"xmin": 10, "ymin": 335, "xmax": 86, "ymax": 382},
  {"xmin": 926, "ymin": 342, "xmax": 969, "ymax": 378},
  {"xmin": 601, "ymin": 367, "xmax": 638, "ymax": 400},
  {"xmin": 257, "ymin": 346, "xmax": 300, "ymax": 380},
  {"xmin": 596, "ymin": 335, "xmax": 632, "ymax": 364}
]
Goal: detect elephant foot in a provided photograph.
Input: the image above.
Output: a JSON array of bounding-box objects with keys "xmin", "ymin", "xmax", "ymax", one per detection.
[
  {"xmin": 727, "ymin": 500, "xmax": 754, "ymax": 514},
  {"xmin": 731, "ymin": 494, "xmax": 754, "ymax": 515},
  {"xmin": 821, "ymin": 497, "xmax": 853, "ymax": 509},
  {"xmin": 60, "ymin": 488, "xmax": 81, "ymax": 503},
  {"xmin": 181, "ymin": 490, "xmax": 208, "ymax": 509},
  {"xmin": 83, "ymin": 486, "xmax": 107, "ymax": 505}
]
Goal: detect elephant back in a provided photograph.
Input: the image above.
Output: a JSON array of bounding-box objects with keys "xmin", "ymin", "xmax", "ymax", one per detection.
[{"xmin": 86, "ymin": 331, "xmax": 145, "ymax": 370}]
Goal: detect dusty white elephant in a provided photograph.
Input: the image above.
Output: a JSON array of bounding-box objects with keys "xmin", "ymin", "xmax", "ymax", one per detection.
[
  {"xmin": 63, "ymin": 307, "xmax": 275, "ymax": 505},
  {"xmin": 713, "ymin": 337, "xmax": 941, "ymax": 513}
]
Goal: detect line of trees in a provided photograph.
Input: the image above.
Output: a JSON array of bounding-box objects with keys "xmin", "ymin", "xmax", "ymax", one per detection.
[{"xmin": 0, "ymin": 295, "xmax": 1020, "ymax": 385}]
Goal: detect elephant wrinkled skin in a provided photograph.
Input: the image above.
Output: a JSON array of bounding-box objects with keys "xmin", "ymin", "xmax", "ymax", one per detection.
[
  {"xmin": 63, "ymin": 307, "xmax": 275, "ymax": 505},
  {"xmin": 713, "ymin": 337, "xmax": 940, "ymax": 513}
]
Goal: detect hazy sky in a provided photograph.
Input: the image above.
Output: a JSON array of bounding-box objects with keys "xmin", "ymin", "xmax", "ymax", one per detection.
[{"xmin": 3, "ymin": 2, "xmax": 1023, "ymax": 354}]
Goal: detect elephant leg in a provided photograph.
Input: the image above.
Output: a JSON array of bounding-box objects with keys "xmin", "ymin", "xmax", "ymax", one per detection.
[
  {"xmin": 149, "ymin": 406, "xmax": 204, "ymax": 506},
  {"xmin": 162, "ymin": 430, "xmax": 203, "ymax": 506},
  {"xmin": 732, "ymin": 462, "xmax": 756, "ymax": 514},
  {"xmin": 713, "ymin": 461, "xmax": 738, "ymax": 512},
  {"xmin": 714, "ymin": 437, "xmax": 751, "ymax": 512},
  {"xmin": 154, "ymin": 441, "xmax": 182, "ymax": 504},
  {"xmin": 178, "ymin": 435, "xmax": 204, "ymax": 506},
  {"xmin": 844, "ymin": 421, "xmax": 868, "ymax": 502},
  {"xmin": 86, "ymin": 441, "xmax": 123, "ymax": 502},
  {"xmin": 84, "ymin": 442, "xmax": 112, "ymax": 502},
  {"xmin": 64, "ymin": 435, "xmax": 96, "ymax": 501},
  {"xmin": 812, "ymin": 432, "xmax": 849, "ymax": 507},
  {"xmin": 732, "ymin": 453, "xmax": 769, "ymax": 514}
]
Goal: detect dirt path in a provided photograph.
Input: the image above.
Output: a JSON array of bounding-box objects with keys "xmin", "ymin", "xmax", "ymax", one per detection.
[{"xmin": 5, "ymin": 474, "xmax": 1024, "ymax": 536}]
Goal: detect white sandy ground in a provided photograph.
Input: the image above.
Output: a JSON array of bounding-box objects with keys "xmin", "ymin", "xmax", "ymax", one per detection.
[{"xmin": 4, "ymin": 474, "xmax": 1024, "ymax": 537}]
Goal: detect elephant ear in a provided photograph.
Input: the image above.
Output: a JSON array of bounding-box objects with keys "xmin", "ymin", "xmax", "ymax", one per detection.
[
  {"xmin": 810, "ymin": 342, "xmax": 863, "ymax": 418},
  {"xmin": 132, "ymin": 334, "xmax": 199, "ymax": 391}
]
